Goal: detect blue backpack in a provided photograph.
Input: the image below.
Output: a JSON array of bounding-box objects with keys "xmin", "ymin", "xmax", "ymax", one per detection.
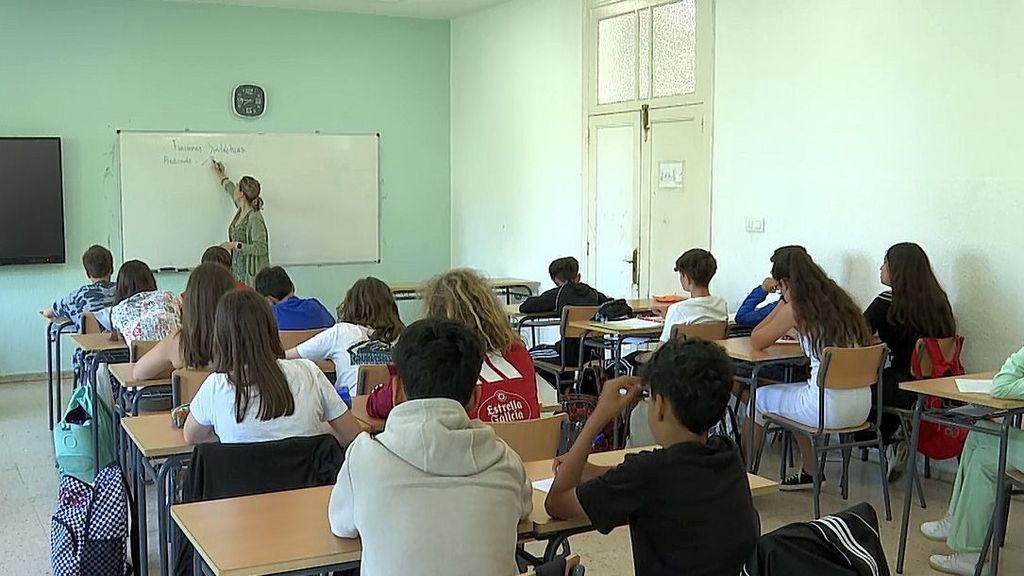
[{"xmin": 50, "ymin": 464, "xmax": 138, "ymax": 576}]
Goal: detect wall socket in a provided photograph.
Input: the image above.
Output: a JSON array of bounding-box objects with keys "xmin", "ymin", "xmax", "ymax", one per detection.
[{"xmin": 745, "ymin": 218, "xmax": 765, "ymax": 233}]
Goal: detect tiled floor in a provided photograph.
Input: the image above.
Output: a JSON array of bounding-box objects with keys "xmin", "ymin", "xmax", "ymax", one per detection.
[{"xmin": 2, "ymin": 378, "xmax": 1022, "ymax": 575}]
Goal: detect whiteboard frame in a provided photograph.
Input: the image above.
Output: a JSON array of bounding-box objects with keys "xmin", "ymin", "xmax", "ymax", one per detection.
[{"xmin": 116, "ymin": 129, "xmax": 382, "ymax": 270}]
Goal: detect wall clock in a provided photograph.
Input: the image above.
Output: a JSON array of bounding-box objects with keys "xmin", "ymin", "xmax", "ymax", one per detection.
[{"xmin": 233, "ymin": 84, "xmax": 266, "ymax": 118}]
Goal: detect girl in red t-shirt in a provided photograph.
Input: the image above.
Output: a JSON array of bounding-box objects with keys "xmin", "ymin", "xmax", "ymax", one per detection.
[{"xmin": 367, "ymin": 269, "xmax": 540, "ymax": 422}]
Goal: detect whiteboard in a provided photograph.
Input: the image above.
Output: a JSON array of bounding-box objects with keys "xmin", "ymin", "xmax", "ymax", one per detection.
[{"xmin": 118, "ymin": 131, "xmax": 379, "ymax": 269}]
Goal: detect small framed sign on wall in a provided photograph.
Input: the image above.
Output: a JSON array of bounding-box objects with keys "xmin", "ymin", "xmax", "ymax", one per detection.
[{"xmin": 233, "ymin": 84, "xmax": 266, "ymax": 118}]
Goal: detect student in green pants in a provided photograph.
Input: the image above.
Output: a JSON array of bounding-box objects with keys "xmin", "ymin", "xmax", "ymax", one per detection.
[{"xmin": 920, "ymin": 346, "xmax": 1024, "ymax": 575}]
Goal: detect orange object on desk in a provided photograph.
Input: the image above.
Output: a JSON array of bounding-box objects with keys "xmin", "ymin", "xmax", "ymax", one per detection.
[{"xmin": 654, "ymin": 294, "xmax": 685, "ymax": 303}]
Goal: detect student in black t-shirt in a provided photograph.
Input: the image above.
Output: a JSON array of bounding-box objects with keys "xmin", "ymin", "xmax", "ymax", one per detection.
[
  {"xmin": 545, "ymin": 338, "xmax": 758, "ymax": 576},
  {"xmin": 863, "ymin": 242, "xmax": 956, "ymax": 480}
]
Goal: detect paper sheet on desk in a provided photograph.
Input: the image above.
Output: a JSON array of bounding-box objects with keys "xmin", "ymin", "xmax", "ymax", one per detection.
[
  {"xmin": 601, "ymin": 318, "xmax": 663, "ymax": 330},
  {"xmin": 955, "ymin": 378, "xmax": 993, "ymax": 394},
  {"xmin": 532, "ymin": 478, "xmax": 554, "ymax": 493}
]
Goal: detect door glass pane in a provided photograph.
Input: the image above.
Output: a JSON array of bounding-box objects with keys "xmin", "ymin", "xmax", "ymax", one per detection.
[
  {"xmin": 594, "ymin": 123, "xmax": 637, "ymax": 298},
  {"xmin": 598, "ymin": 12, "xmax": 637, "ymax": 105},
  {"xmin": 652, "ymin": 0, "xmax": 696, "ymax": 98},
  {"xmin": 639, "ymin": 8, "xmax": 651, "ymax": 100}
]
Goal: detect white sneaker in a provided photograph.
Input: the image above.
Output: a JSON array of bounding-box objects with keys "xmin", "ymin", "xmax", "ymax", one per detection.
[
  {"xmin": 920, "ymin": 514, "xmax": 952, "ymax": 542},
  {"xmin": 928, "ymin": 552, "xmax": 982, "ymax": 576}
]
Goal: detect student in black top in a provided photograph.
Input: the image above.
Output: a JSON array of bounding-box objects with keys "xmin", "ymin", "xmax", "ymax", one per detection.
[
  {"xmin": 521, "ymin": 257, "xmax": 610, "ymax": 384},
  {"xmin": 545, "ymin": 339, "xmax": 757, "ymax": 576},
  {"xmin": 863, "ymin": 242, "xmax": 956, "ymax": 479}
]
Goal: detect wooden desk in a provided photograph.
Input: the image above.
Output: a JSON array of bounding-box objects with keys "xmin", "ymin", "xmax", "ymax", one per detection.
[
  {"xmin": 390, "ymin": 277, "xmax": 540, "ymax": 303},
  {"xmin": 503, "ymin": 298, "xmax": 659, "ymax": 320},
  {"xmin": 172, "ymin": 486, "xmax": 362, "ymax": 576},
  {"xmin": 567, "ymin": 319, "xmax": 664, "ymax": 338},
  {"xmin": 714, "ymin": 337, "xmax": 804, "ymax": 363},
  {"xmin": 70, "ymin": 333, "xmax": 132, "ymax": 487},
  {"xmin": 172, "ymin": 480, "xmax": 546, "ymax": 576},
  {"xmin": 895, "ymin": 370, "xmax": 1024, "ymax": 573},
  {"xmin": 899, "ymin": 371, "xmax": 1013, "ymax": 409},
  {"xmin": 123, "ymin": 414, "xmax": 192, "ymax": 576},
  {"xmin": 70, "ymin": 332, "xmax": 130, "ymax": 353},
  {"xmin": 715, "ymin": 337, "xmax": 806, "ymax": 470},
  {"xmin": 349, "ymin": 395, "xmax": 385, "ymax": 433},
  {"xmin": 523, "ymin": 447, "xmax": 778, "ymax": 542},
  {"xmin": 109, "ymin": 362, "xmax": 173, "ymax": 389}
]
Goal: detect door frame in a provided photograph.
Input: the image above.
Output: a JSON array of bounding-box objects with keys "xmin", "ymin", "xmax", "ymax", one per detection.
[{"xmin": 580, "ymin": 0, "xmax": 715, "ymax": 297}]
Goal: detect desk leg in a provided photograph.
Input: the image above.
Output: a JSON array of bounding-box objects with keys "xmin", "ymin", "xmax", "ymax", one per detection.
[
  {"xmin": 574, "ymin": 330, "xmax": 590, "ymax": 394},
  {"xmin": 55, "ymin": 328, "xmax": 63, "ymax": 422},
  {"xmin": 896, "ymin": 395, "xmax": 924, "ymax": 573},
  {"xmin": 134, "ymin": 443, "xmax": 150, "ymax": 576},
  {"xmin": 158, "ymin": 454, "xmax": 187, "ymax": 576},
  {"xmin": 89, "ymin": 353, "xmax": 101, "ymax": 478},
  {"xmin": 989, "ymin": 418, "xmax": 1012, "ymax": 575},
  {"xmin": 746, "ymin": 364, "xmax": 762, "ymax": 472},
  {"xmin": 46, "ymin": 326, "xmax": 55, "ymax": 430}
]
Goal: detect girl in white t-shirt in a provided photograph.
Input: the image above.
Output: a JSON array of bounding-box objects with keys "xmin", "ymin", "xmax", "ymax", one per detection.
[
  {"xmin": 286, "ymin": 277, "xmax": 404, "ymax": 400},
  {"xmin": 184, "ymin": 290, "xmax": 364, "ymax": 446}
]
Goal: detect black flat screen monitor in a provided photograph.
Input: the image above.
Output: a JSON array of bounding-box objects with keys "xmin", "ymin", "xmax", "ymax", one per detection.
[{"xmin": 0, "ymin": 137, "xmax": 65, "ymax": 265}]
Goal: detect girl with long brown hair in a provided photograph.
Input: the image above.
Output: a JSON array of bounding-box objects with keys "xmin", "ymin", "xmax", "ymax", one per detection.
[
  {"xmin": 366, "ymin": 269, "xmax": 540, "ymax": 422},
  {"xmin": 132, "ymin": 263, "xmax": 236, "ymax": 379},
  {"xmin": 184, "ymin": 290, "xmax": 363, "ymax": 445},
  {"xmin": 286, "ymin": 277, "xmax": 404, "ymax": 402},
  {"xmin": 865, "ymin": 242, "xmax": 956, "ymax": 479},
  {"xmin": 746, "ymin": 249, "xmax": 873, "ymax": 489}
]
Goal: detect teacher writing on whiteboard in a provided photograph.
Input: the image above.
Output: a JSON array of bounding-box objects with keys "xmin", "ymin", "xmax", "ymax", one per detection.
[{"xmin": 212, "ymin": 160, "xmax": 270, "ymax": 286}]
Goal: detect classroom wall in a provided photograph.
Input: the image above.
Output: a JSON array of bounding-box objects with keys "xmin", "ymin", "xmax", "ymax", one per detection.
[
  {"xmin": 0, "ymin": 0, "xmax": 451, "ymax": 377},
  {"xmin": 712, "ymin": 0, "xmax": 1024, "ymax": 369},
  {"xmin": 450, "ymin": 0, "xmax": 583, "ymax": 290}
]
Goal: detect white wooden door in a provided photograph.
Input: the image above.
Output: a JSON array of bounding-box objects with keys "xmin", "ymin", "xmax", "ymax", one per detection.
[
  {"xmin": 640, "ymin": 104, "xmax": 711, "ymax": 296},
  {"xmin": 586, "ymin": 112, "xmax": 642, "ymax": 299}
]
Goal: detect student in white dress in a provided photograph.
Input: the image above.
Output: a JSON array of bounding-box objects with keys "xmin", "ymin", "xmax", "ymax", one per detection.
[
  {"xmin": 744, "ymin": 249, "xmax": 873, "ymax": 491},
  {"xmin": 184, "ymin": 290, "xmax": 363, "ymax": 446}
]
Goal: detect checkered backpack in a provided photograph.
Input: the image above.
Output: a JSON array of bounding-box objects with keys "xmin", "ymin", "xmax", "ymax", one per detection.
[{"xmin": 50, "ymin": 464, "xmax": 137, "ymax": 576}]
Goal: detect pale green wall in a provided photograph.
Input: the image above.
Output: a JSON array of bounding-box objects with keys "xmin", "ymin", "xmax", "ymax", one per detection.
[{"xmin": 0, "ymin": 0, "xmax": 451, "ymax": 376}]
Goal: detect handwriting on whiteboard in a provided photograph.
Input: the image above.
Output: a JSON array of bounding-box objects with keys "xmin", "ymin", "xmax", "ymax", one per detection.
[{"xmin": 164, "ymin": 140, "xmax": 249, "ymax": 166}]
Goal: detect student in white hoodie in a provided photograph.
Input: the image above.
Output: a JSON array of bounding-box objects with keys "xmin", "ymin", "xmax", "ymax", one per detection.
[{"xmin": 327, "ymin": 318, "xmax": 533, "ymax": 576}]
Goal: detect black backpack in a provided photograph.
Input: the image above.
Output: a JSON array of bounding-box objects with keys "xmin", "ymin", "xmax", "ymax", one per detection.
[{"xmin": 592, "ymin": 299, "xmax": 633, "ymax": 322}]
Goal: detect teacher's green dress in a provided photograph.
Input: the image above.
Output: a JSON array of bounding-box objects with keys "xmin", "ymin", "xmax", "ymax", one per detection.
[{"xmin": 223, "ymin": 180, "xmax": 270, "ymax": 286}]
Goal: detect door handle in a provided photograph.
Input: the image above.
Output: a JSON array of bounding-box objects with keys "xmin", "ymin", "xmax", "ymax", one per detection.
[{"xmin": 626, "ymin": 248, "xmax": 639, "ymax": 287}]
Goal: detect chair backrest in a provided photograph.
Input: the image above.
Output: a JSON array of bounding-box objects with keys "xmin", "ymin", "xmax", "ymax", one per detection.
[
  {"xmin": 818, "ymin": 345, "xmax": 888, "ymax": 390},
  {"xmin": 562, "ymin": 306, "xmax": 600, "ymax": 339},
  {"xmin": 79, "ymin": 311, "xmax": 102, "ymax": 335},
  {"xmin": 913, "ymin": 336, "xmax": 964, "ymax": 379},
  {"xmin": 519, "ymin": 554, "xmax": 581, "ymax": 576},
  {"xmin": 355, "ymin": 364, "xmax": 392, "ymax": 396},
  {"xmin": 671, "ymin": 321, "xmax": 728, "ymax": 342},
  {"xmin": 172, "ymin": 368, "xmax": 212, "ymax": 406},
  {"xmin": 130, "ymin": 340, "xmax": 159, "ymax": 363},
  {"xmin": 488, "ymin": 413, "xmax": 568, "ymax": 463},
  {"xmin": 279, "ymin": 329, "xmax": 325, "ymax": 351}
]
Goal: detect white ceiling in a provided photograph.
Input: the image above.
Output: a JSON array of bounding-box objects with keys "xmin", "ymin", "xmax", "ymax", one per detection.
[{"xmin": 164, "ymin": 0, "xmax": 509, "ymax": 19}]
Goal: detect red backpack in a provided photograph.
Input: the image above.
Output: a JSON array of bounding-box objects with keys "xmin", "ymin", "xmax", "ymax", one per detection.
[{"xmin": 910, "ymin": 337, "xmax": 968, "ymax": 460}]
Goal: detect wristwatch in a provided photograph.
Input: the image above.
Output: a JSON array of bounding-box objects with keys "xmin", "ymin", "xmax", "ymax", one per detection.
[{"xmin": 235, "ymin": 242, "xmax": 242, "ymax": 250}]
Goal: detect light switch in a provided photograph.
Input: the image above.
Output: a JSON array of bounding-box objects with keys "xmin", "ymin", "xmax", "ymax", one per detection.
[{"xmin": 745, "ymin": 218, "xmax": 765, "ymax": 233}]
